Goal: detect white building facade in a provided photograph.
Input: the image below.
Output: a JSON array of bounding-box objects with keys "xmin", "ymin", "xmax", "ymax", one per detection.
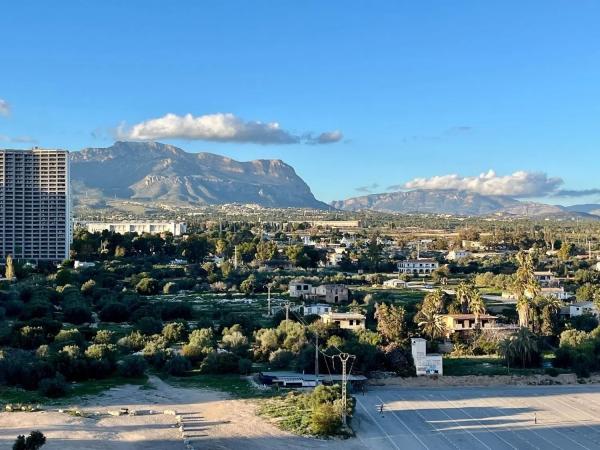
[
  {"xmin": 84, "ymin": 221, "xmax": 187, "ymax": 236},
  {"xmin": 398, "ymin": 259, "xmax": 439, "ymax": 275},
  {"xmin": 0, "ymin": 148, "xmax": 71, "ymax": 261},
  {"xmin": 411, "ymin": 338, "xmax": 443, "ymax": 376}
]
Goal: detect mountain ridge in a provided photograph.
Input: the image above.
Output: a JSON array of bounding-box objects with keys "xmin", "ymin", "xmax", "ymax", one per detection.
[{"xmin": 70, "ymin": 141, "xmax": 328, "ymax": 209}]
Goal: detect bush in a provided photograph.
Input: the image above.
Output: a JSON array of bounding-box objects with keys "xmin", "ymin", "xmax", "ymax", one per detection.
[
  {"xmin": 99, "ymin": 302, "xmax": 129, "ymax": 323},
  {"xmin": 63, "ymin": 303, "xmax": 92, "ymax": 324},
  {"xmin": 118, "ymin": 355, "xmax": 147, "ymax": 378},
  {"xmin": 268, "ymin": 349, "xmax": 294, "ymax": 369},
  {"xmin": 238, "ymin": 357, "xmax": 253, "ymax": 375},
  {"xmin": 199, "ymin": 351, "xmax": 240, "ymax": 374},
  {"xmin": 162, "ymin": 322, "xmax": 187, "ymax": 343},
  {"xmin": 309, "ymin": 403, "xmax": 341, "ymax": 435},
  {"xmin": 164, "ymin": 355, "xmax": 192, "ymax": 376},
  {"xmin": 161, "ymin": 302, "xmax": 192, "ymax": 320},
  {"xmin": 135, "ymin": 278, "xmax": 160, "ymax": 295},
  {"xmin": 162, "ymin": 282, "xmax": 178, "ymax": 295},
  {"xmin": 136, "ymin": 317, "xmax": 163, "ymax": 335},
  {"xmin": 13, "ymin": 430, "xmax": 46, "ymax": 450},
  {"xmin": 38, "ymin": 374, "xmax": 68, "ymax": 398}
]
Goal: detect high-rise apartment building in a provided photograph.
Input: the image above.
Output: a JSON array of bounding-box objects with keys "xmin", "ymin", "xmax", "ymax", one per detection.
[{"xmin": 0, "ymin": 148, "xmax": 71, "ymax": 261}]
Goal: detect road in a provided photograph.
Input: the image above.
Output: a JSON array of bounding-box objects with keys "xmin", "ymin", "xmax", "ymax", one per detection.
[{"xmin": 353, "ymin": 385, "xmax": 600, "ymax": 450}]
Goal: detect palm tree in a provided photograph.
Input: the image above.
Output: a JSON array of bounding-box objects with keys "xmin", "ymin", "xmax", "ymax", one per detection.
[
  {"xmin": 417, "ymin": 310, "xmax": 447, "ymax": 341},
  {"xmin": 500, "ymin": 327, "xmax": 540, "ymax": 369},
  {"xmin": 468, "ymin": 290, "xmax": 486, "ymax": 327},
  {"xmin": 455, "ymin": 282, "xmax": 471, "ymax": 314}
]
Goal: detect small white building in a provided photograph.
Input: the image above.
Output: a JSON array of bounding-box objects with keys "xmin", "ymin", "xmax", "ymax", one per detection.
[
  {"xmin": 447, "ymin": 250, "xmax": 471, "ymax": 261},
  {"xmin": 289, "ymin": 281, "xmax": 312, "ymax": 298},
  {"xmin": 397, "ymin": 259, "xmax": 439, "ymax": 275},
  {"xmin": 303, "ymin": 304, "xmax": 332, "ymax": 316},
  {"xmin": 569, "ymin": 301, "xmax": 598, "ymax": 317},
  {"xmin": 74, "ymin": 260, "xmax": 96, "ymax": 269},
  {"xmin": 540, "ymin": 287, "xmax": 571, "ymax": 300},
  {"xmin": 312, "ymin": 284, "xmax": 349, "ymax": 304},
  {"xmin": 383, "ymin": 279, "xmax": 407, "ymax": 289},
  {"xmin": 411, "ymin": 338, "xmax": 443, "ymax": 376}
]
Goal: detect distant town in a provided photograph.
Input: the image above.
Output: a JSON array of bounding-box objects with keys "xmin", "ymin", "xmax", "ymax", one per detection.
[{"xmin": 3, "ymin": 147, "xmax": 600, "ymax": 448}]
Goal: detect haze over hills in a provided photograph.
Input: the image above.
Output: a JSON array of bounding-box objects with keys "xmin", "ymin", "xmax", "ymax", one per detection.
[
  {"xmin": 331, "ymin": 189, "xmax": 600, "ymax": 219},
  {"xmin": 69, "ymin": 141, "xmax": 328, "ymax": 209}
]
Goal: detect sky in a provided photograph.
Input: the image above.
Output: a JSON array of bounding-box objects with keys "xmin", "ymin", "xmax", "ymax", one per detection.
[{"xmin": 1, "ymin": 1, "xmax": 600, "ymax": 205}]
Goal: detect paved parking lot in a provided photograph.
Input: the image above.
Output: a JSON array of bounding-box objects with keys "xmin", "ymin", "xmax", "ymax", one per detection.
[{"xmin": 353, "ymin": 385, "xmax": 600, "ymax": 450}]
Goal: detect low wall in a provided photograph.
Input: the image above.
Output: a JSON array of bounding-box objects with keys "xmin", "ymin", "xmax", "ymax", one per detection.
[{"xmin": 368, "ymin": 373, "xmax": 580, "ymax": 388}]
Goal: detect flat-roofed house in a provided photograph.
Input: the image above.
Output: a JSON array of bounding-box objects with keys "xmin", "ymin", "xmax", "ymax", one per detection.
[
  {"xmin": 397, "ymin": 259, "xmax": 439, "ymax": 275},
  {"xmin": 321, "ymin": 312, "xmax": 366, "ymax": 330}
]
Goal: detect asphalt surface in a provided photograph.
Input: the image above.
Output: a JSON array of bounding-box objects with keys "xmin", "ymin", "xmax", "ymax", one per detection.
[{"xmin": 353, "ymin": 385, "xmax": 600, "ymax": 450}]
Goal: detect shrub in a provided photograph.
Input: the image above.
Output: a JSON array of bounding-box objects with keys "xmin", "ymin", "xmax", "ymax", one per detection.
[
  {"xmin": 162, "ymin": 322, "xmax": 187, "ymax": 343},
  {"xmin": 238, "ymin": 357, "xmax": 253, "ymax": 375},
  {"xmin": 99, "ymin": 302, "xmax": 129, "ymax": 323},
  {"xmin": 118, "ymin": 355, "xmax": 147, "ymax": 378},
  {"xmin": 199, "ymin": 351, "xmax": 240, "ymax": 374},
  {"xmin": 161, "ymin": 302, "xmax": 192, "ymax": 320},
  {"xmin": 164, "ymin": 355, "xmax": 192, "ymax": 376},
  {"xmin": 135, "ymin": 278, "xmax": 160, "ymax": 295},
  {"xmin": 268, "ymin": 349, "xmax": 294, "ymax": 369},
  {"xmin": 63, "ymin": 303, "xmax": 92, "ymax": 325},
  {"xmin": 162, "ymin": 282, "xmax": 178, "ymax": 295},
  {"xmin": 13, "ymin": 430, "xmax": 46, "ymax": 450},
  {"xmin": 309, "ymin": 403, "xmax": 341, "ymax": 435},
  {"xmin": 136, "ymin": 317, "xmax": 163, "ymax": 335},
  {"xmin": 38, "ymin": 374, "xmax": 68, "ymax": 398}
]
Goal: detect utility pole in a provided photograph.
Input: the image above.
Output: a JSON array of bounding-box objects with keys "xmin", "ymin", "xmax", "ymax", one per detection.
[
  {"xmin": 333, "ymin": 352, "xmax": 355, "ymax": 428},
  {"xmin": 284, "ymin": 301, "xmax": 290, "ymax": 334},
  {"xmin": 234, "ymin": 245, "xmax": 238, "ymax": 270},
  {"xmin": 267, "ymin": 285, "xmax": 272, "ymax": 316},
  {"xmin": 314, "ymin": 333, "xmax": 319, "ymax": 385}
]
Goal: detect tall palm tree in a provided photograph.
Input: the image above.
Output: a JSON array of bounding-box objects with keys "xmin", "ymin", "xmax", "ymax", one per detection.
[
  {"xmin": 501, "ymin": 327, "xmax": 540, "ymax": 369},
  {"xmin": 468, "ymin": 290, "xmax": 486, "ymax": 327},
  {"xmin": 455, "ymin": 282, "xmax": 471, "ymax": 314}
]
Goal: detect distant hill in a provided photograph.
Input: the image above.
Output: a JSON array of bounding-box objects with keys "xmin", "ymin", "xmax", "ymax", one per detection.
[
  {"xmin": 70, "ymin": 141, "xmax": 328, "ymax": 209},
  {"xmin": 332, "ymin": 189, "xmax": 597, "ymax": 219},
  {"xmin": 565, "ymin": 204, "xmax": 600, "ymax": 217}
]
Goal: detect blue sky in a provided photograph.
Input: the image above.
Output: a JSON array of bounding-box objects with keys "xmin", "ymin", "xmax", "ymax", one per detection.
[{"xmin": 1, "ymin": 1, "xmax": 600, "ymax": 204}]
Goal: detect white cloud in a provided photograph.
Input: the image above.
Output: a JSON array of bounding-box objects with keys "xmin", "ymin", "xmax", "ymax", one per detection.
[
  {"xmin": 399, "ymin": 170, "xmax": 564, "ymax": 198},
  {"xmin": 117, "ymin": 112, "xmax": 342, "ymax": 145},
  {"xmin": 0, "ymin": 99, "xmax": 10, "ymax": 116}
]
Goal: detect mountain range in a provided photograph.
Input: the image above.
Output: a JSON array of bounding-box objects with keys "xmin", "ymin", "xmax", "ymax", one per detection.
[
  {"xmin": 331, "ymin": 189, "xmax": 600, "ymax": 219},
  {"xmin": 70, "ymin": 141, "xmax": 599, "ymax": 218},
  {"xmin": 70, "ymin": 141, "xmax": 327, "ymax": 209}
]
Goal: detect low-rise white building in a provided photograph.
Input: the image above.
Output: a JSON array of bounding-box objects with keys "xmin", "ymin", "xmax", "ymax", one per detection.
[
  {"xmin": 303, "ymin": 304, "xmax": 332, "ymax": 316},
  {"xmin": 383, "ymin": 279, "xmax": 407, "ymax": 289},
  {"xmin": 411, "ymin": 338, "xmax": 443, "ymax": 376},
  {"xmin": 534, "ymin": 271, "xmax": 558, "ymax": 286},
  {"xmin": 569, "ymin": 301, "xmax": 598, "ymax": 317},
  {"xmin": 74, "ymin": 261, "xmax": 96, "ymax": 269},
  {"xmin": 397, "ymin": 259, "xmax": 439, "ymax": 275},
  {"xmin": 84, "ymin": 221, "xmax": 187, "ymax": 236},
  {"xmin": 447, "ymin": 250, "xmax": 471, "ymax": 261}
]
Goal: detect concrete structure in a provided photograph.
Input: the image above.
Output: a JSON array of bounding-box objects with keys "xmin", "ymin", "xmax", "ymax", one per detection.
[
  {"xmin": 539, "ymin": 287, "xmax": 571, "ymax": 300},
  {"xmin": 312, "ymin": 284, "xmax": 348, "ymax": 304},
  {"xmin": 321, "ymin": 312, "xmax": 366, "ymax": 330},
  {"xmin": 569, "ymin": 301, "xmax": 598, "ymax": 317},
  {"xmin": 74, "ymin": 260, "xmax": 95, "ymax": 269},
  {"xmin": 0, "ymin": 148, "xmax": 70, "ymax": 261},
  {"xmin": 534, "ymin": 271, "xmax": 558, "ymax": 286},
  {"xmin": 397, "ymin": 259, "xmax": 439, "ymax": 275},
  {"xmin": 303, "ymin": 304, "xmax": 331, "ymax": 316},
  {"xmin": 84, "ymin": 221, "xmax": 187, "ymax": 236},
  {"xmin": 411, "ymin": 338, "xmax": 443, "ymax": 376},
  {"xmin": 259, "ymin": 371, "xmax": 367, "ymax": 388},
  {"xmin": 383, "ymin": 278, "xmax": 407, "ymax": 289},
  {"xmin": 439, "ymin": 313, "xmax": 517, "ymax": 337},
  {"xmin": 288, "ymin": 281, "xmax": 312, "ymax": 298},
  {"xmin": 447, "ymin": 249, "xmax": 471, "ymax": 261}
]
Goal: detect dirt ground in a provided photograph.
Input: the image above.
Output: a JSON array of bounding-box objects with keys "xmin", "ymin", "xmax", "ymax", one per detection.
[{"xmin": 0, "ymin": 377, "xmax": 363, "ymax": 450}]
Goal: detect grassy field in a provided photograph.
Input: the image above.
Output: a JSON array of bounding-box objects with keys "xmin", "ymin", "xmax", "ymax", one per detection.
[
  {"xmin": 442, "ymin": 356, "xmax": 562, "ymax": 377},
  {"xmin": 0, "ymin": 376, "xmax": 149, "ymax": 406},
  {"xmin": 163, "ymin": 372, "xmax": 274, "ymax": 399}
]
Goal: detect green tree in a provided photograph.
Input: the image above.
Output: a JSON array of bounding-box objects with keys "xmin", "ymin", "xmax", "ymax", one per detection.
[
  {"xmin": 13, "ymin": 431, "xmax": 46, "ymax": 450},
  {"xmin": 256, "ymin": 240, "xmax": 278, "ymax": 262},
  {"xmin": 500, "ymin": 327, "xmax": 541, "ymax": 369},
  {"xmin": 374, "ymin": 303, "xmax": 406, "ymax": 344}
]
